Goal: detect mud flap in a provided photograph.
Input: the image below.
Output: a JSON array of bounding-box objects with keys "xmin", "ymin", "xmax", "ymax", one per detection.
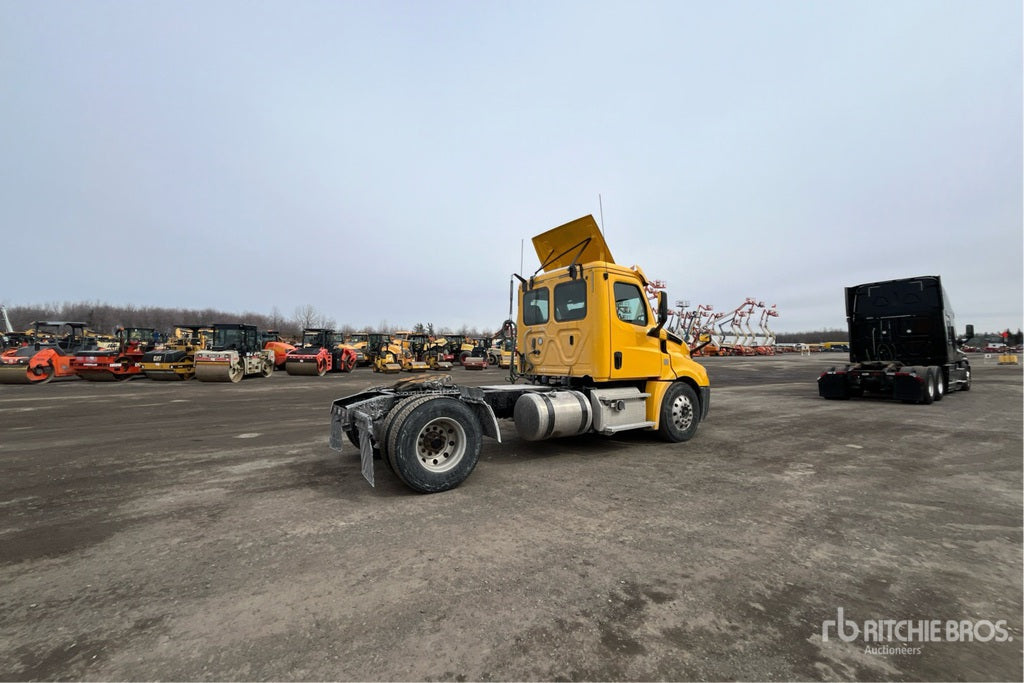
[
  {"xmin": 355, "ymin": 412, "xmax": 376, "ymax": 487},
  {"xmin": 893, "ymin": 371, "xmax": 924, "ymax": 402},
  {"xmin": 817, "ymin": 370, "xmax": 849, "ymax": 399},
  {"xmin": 328, "ymin": 405, "xmax": 345, "ymax": 450}
]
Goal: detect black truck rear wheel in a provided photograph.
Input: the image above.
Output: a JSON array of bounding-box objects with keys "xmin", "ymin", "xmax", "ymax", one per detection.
[
  {"xmin": 933, "ymin": 367, "xmax": 945, "ymax": 401},
  {"xmin": 385, "ymin": 396, "xmax": 481, "ymax": 493},
  {"xmin": 921, "ymin": 367, "xmax": 936, "ymax": 405}
]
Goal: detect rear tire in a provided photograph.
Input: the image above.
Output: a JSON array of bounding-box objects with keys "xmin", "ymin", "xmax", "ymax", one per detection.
[
  {"xmin": 658, "ymin": 382, "xmax": 701, "ymax": 442},
  {"xmin": 115, "ymin": 357, "xmax": 132, "ymax": 381},
  {"xmin": 386, "ymin": 396, "xmax": 481, "ymax": 493},
  {"xmin": 921, "ymin": 367, "xmax": 936, "ymax": 404},
  {"xmin": 933, "ymin": 367, "xmax": 945, "ymax": 401}
]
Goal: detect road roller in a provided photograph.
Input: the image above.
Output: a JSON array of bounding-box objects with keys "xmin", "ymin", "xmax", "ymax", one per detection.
[
  {"xmin": 71, "ymin": 326, "xmax": 156, "ymax": 381},
  {"xmin": 285, "ymin": 328, "xmax": 357, "ymax": 376},
  {"xmin": 260, "ymin": 330, "xmax": 296, "ymax": 370},
  {"xmin": 139, "ymin": 325, "xmax": 208, "ymax": 380},
  {"xmin": 329, "ymin": 214, "xmax": 710, "ymax": 493},
  {"xmin": 0, "ymin": 321, "xmax": 92, "ymax": 385},
  {"xmin": 195, "ymin": 323, "xmax": 275, "ymax": 383}
]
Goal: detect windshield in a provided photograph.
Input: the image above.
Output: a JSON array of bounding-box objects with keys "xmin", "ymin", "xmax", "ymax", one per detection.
[{"xmin": 213, "ymin": 327, "xmax": 251, "ymax": 350}]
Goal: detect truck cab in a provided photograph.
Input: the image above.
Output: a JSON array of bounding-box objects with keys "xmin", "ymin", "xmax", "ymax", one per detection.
[
  {"xmin": 517, "ymin": 216, "xmax": 709, "ymax": 427},
  {"xmin": 819, "ymin": 275, "xmax": 972, "ymax": 402}
]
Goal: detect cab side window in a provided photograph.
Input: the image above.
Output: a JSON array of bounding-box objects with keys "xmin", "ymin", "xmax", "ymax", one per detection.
[
  {"xmin": 614, "ymin": 282, "xmax": 647, "ymax": 326},
  {"xmin": 523, "ymin": 288, "xmax": 549, "ymax": 325},
  {"xmin": 554, "ymin": 280, "xmax": 587, "ymax": 322}
]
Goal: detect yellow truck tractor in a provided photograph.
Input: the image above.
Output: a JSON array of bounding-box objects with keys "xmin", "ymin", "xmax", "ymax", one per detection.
[{"xmin": 329, "ymin": 214, "xmax": 710, "ymax": 493}]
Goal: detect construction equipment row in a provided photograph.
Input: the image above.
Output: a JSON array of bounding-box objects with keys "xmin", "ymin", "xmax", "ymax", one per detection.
[{"xmin": 0, "ymin": 322, "xmax": 502, "ymax": 385}]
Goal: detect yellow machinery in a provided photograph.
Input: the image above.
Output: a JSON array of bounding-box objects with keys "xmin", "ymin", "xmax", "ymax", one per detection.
[
  {"xmin": 330, "ymin": 214, "xmax": 710, "ymax": 493},
  {"xmin": 486, "ymin": 335, "xmax": 514, "ymax": 368},
  {"xmin": 425, "ymin": 337, "xmax": 453, "ymax": 370},
  {"xmin": 139, "ymin": 326, "xmax": 209, "ymax": 380},
  {"xmin": 372, "ymin": 342, "xmax": 403, "ymax": 374}
]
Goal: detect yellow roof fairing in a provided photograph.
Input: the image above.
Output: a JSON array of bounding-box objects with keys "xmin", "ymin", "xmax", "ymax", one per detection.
[{"xmin": 531, "ymin": 215, "xmax": 614, "ymax": 273}]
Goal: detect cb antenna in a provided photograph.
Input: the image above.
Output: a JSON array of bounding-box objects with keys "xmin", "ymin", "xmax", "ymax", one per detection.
[{"xmin": 598, "ymin": 194, "xmax": 605, "ymax": 236}]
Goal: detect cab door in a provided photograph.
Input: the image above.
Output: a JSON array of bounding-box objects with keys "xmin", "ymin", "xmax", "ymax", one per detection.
[{"xmin": 608, "ymin": 279, "xmax": 663, "ymax": 379}]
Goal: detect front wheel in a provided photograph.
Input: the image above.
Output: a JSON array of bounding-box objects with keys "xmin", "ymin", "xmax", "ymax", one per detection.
[
  {"xmin": 386, "ymin": 396, "xmax": 482, "ymax": 493},
  {"xmin": 658, "ymin": 382, "xmax": 701, "ymax": 442},
  {"xmin": 30, "ymin": 362, "xmax": 55, "ymax": 385}
]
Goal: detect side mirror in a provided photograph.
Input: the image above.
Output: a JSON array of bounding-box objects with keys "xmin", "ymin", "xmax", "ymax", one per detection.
[
  {"xmin": 965, "ymin": 324, "xmax": 974, "ymax": 339},
  {"xmin": 648, "ymin": 292, "xmax": 669, "ymax": 338}
]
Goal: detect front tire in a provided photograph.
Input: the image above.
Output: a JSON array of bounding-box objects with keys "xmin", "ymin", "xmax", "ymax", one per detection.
[
  {"xmin": 386, "ymin": 396, "xmax": 482, "ymax": 493},
  {"xmin": 30, "ymin": 363, "xmax": 55, "ymax": 385},
  {"xmin": 658, "ymin": 382, "xmax": 701, "ymax": 442}
]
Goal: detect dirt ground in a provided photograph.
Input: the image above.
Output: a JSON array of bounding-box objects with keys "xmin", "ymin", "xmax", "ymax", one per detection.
[{"xmin": 0, "ymin": 354, "xmax": 1021, "ymax": 681}]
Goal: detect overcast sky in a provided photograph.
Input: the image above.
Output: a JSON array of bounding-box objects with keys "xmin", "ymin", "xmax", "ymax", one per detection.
[{"xmin": 2, "ymin": 1, "xmax": 1021, "ymax": 334}]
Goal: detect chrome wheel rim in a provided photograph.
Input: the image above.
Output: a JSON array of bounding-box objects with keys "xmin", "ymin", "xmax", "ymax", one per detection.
[
  {"xmin": 416, "ymin": 418, "xmax": 466, "ymax": 473},
  {"xmin": 671, "ymin": 394, "xmax": 694, "ymax": 432}
]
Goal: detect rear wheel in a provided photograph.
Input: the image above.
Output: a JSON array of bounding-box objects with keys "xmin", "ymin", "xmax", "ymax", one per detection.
[
  {"xmin": 386, "ymin": 396, "xmax": 481, "ymax": 493},
  {"xmin": 921, "ymin": 367, "xmax": 936, "ymax": 404},
  {"xmin": 114, "ymin": 357, "xmax": 132, "ymax": 381},
  {"xmin": 658, "ymin": 382, "xmax": 701, "ymax": 442},
  {"xmin": 261, "ymin": 360, "xmax": 274, "ymax": 378}
]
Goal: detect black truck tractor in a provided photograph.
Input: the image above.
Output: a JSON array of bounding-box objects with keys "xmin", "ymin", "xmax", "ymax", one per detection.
[{"xmin": 818, "ymin": 275, "xmax": 971, "ymax": 404}]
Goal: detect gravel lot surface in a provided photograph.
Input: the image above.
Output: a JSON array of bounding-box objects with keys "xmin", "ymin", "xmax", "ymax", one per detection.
[{"xmin": 1, "ymin": 354, "xmax": 1021, "ymax": 681}]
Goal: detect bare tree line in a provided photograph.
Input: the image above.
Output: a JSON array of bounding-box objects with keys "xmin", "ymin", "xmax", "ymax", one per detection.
[{"xmin": 3, "ymin": 301, "xmax": 494, "ymax": 340}]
